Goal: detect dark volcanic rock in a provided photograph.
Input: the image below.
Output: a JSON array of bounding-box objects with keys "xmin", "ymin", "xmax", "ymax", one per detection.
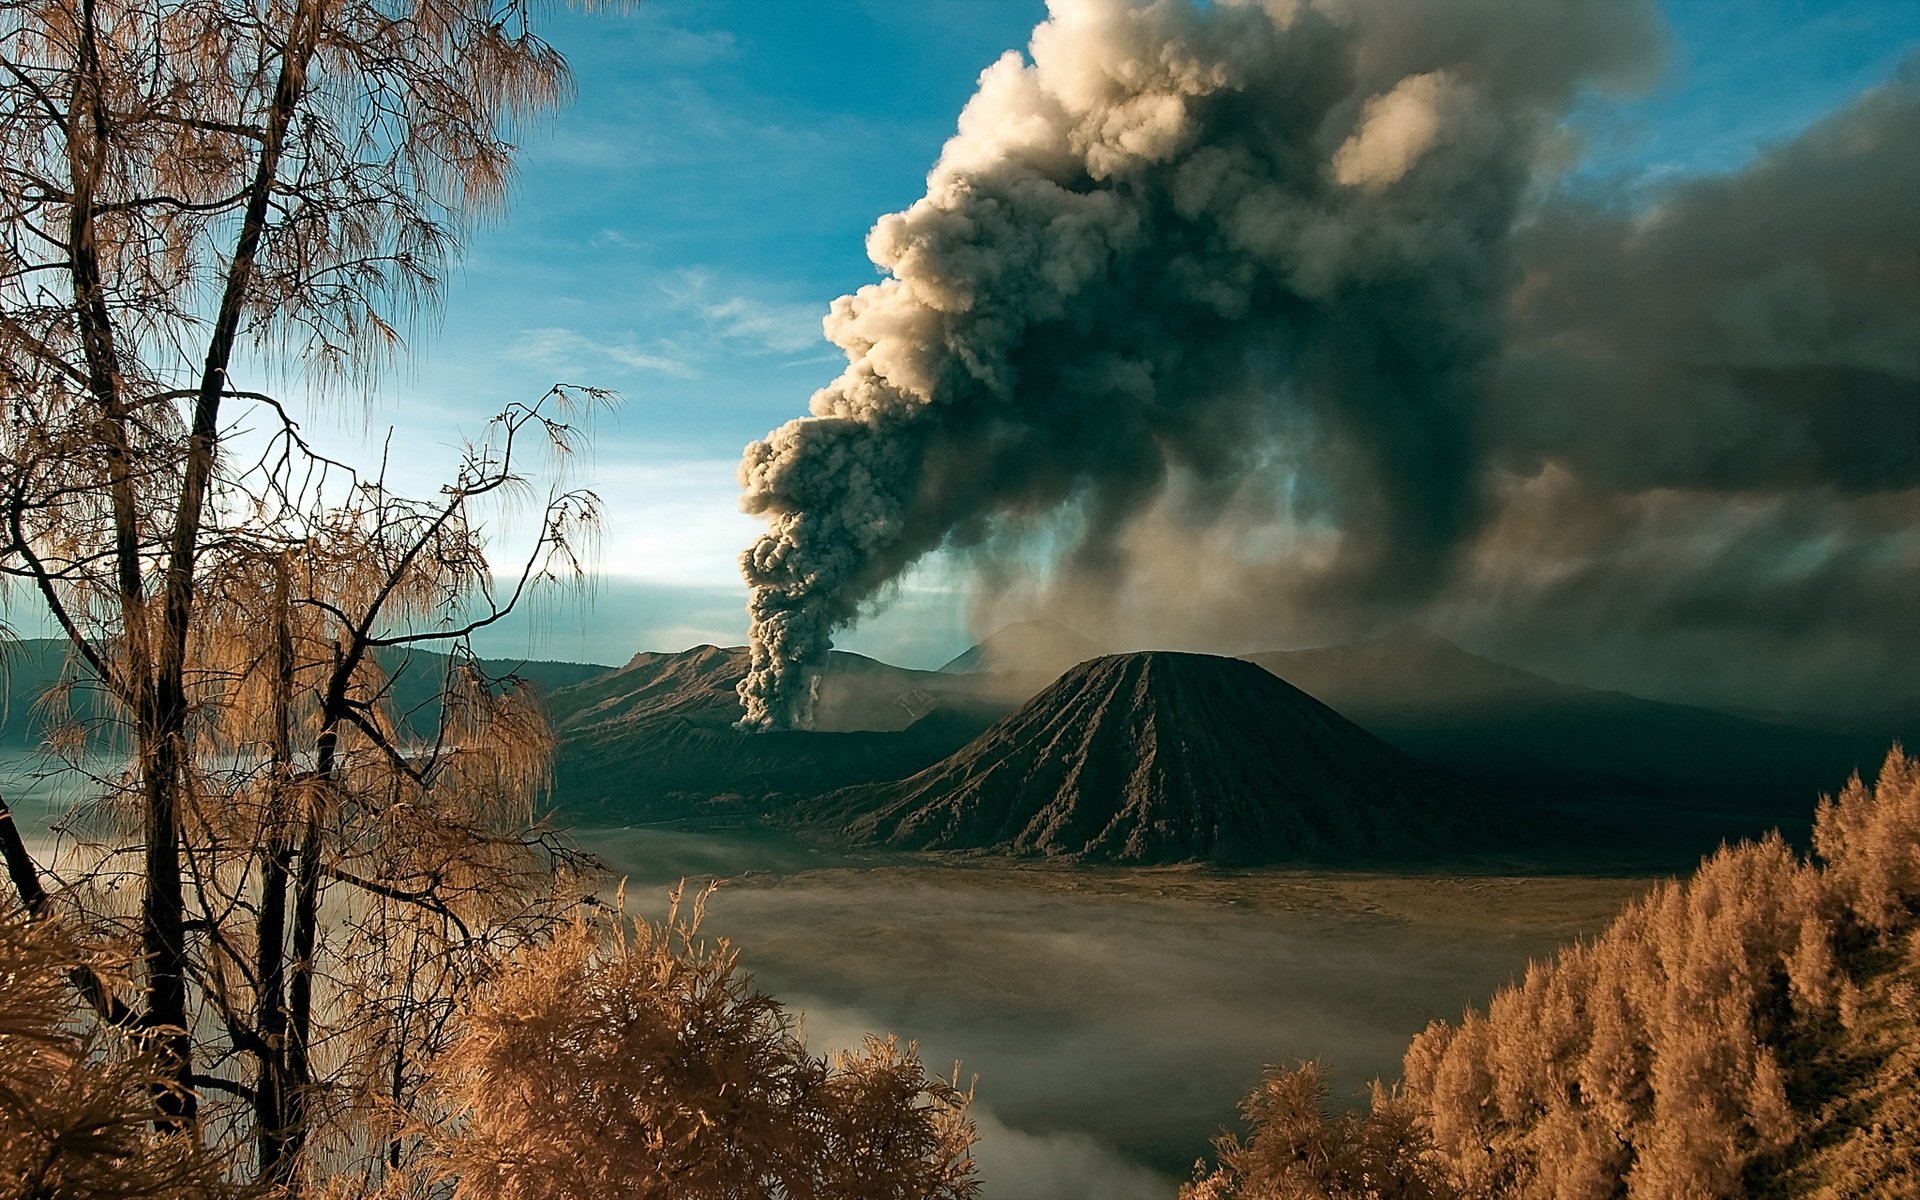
[{"xmin": 796, "ymin": 651, "xmax": 1495, "ymax": 865}]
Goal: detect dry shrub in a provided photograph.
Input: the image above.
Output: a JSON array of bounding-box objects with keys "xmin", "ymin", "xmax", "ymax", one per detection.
[
  {"xmin": 1814, "ymin": 745, "xmax": 1920, "ymax": 936},
  {"xmin": 0, "ymin": 907, "xmax": 233, "ymax": 1200},
  {"xmin": 1182, "ymin": 1061, "xmax": 1454, "ymax": 1200},
  {"xmin": 1192, "ymin": 747, "xmax": 1920, "ymax": 1200},
  {"xmin": 423, "ymin": 887, "xmax": 978, "ymax": 1200}
]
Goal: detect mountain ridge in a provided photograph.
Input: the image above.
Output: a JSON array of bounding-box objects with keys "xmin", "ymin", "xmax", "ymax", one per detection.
[
  {"xmin": 1245, "ymin": 625, "xmax": 1887, "ymax": 822},
  {"xmin": 937, "ymin": 619, "xmax": 1101, "ymax": 676}
]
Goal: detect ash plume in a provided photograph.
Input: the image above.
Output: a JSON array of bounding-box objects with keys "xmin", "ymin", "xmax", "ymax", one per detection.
[
  {"xmin": 736, "ymin": 0, "xmax": 1658, "ymax": 729},
  {"xmin": 967, "ymin": 57, "xmax": 1920, "ymax": 716}
]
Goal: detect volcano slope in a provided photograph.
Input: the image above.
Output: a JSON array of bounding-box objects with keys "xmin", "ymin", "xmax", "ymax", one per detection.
[
  {"xmin": 545, "ymin": 645, "xmax": 1026, "ymax": 820},
  {"xmin": 794, "ymin": 652, "xmax": 1500, "ymax": 865}
]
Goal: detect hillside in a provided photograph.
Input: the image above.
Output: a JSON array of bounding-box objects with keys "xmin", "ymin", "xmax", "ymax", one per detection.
[
  {"xmin": 795, "ymin": 652, "xmax": 1500, "ymax": 865},
  {"xmin": 1187, "ymin": 747, "xmax": 1920, "ymax": 1199},
  {"xmin": 545, "ymin": 646, "xmax": 1018, "ymax": 818},
  {"xmin": 1247, "ymin": 627, "xmax": 1885, "ymax": 837},
  {"xmin": 0, "ymin": 638, "xmax": 611, "ymax": 748}
]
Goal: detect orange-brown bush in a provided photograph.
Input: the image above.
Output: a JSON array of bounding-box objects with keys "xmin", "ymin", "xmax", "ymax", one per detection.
[
  {"xmin": 1183, "ymin": 1061, "xmax": 1453, "ymax": 1200},
  {"xmin": 0, "ymin": 906, "xmax": 234, "ymax": 1200},
  {"xmin": 421, "ymin": 887, "xmax": 979, "ymax": 1200},
  {"xmin": 1188, "ymin": 746, "xmax": 1920, "ymax": 1200}
]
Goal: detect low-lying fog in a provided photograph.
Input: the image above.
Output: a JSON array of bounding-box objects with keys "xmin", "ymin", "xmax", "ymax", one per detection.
[
  {"xmin": 3, "ymin": 753, "xmax": 1648, "ymax": 1200},
  {"xmin": 592, "ymin": 824, "xmax": 1650, "ymax": 1198}
]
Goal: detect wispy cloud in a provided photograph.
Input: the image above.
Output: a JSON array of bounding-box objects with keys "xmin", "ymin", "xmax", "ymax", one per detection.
[
  {"xmin": 509, "ymin": 327, "xmax": 696, "ymax": 378},
  {"xmin": 665, "ymin": 269, "xmax": 829, "ymax": 356},
  {"xmin": 698, "ymin": 295, "xmax": 826, "ymax": 354},
  {"xmin": 587, "ymin": 229, "xmax": 652, "ymax": 252},
  {"xmin": 645, "ymin": 23, "xmax": 739, "ymax": 69}
]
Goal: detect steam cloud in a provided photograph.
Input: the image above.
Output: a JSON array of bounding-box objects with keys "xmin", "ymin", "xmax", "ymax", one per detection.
[{"xmin": 737, "ymin": 0, "xmax": 1658, "ymax": 729}]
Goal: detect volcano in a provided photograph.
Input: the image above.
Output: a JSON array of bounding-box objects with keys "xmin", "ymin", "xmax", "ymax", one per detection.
[
  {"xmin": 795, "ymin": 651, "xmax": 1497, "ymax": 865},
  {"xmin": 542, "ymin": 645, "xmax": 1027, "ymax": 819}
]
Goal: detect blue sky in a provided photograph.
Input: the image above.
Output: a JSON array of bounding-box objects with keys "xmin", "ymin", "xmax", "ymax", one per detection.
[{"xmin": 324, "ymin": 0, "xmax": 1918, "ymax": 668}]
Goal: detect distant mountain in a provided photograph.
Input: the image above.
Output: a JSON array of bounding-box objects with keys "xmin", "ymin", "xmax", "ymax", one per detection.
[
  {"xmin": 379, "ymin": 650, "xmax": 616, "ymax": 739},
  {"xmin": 795, "ymin": 652, "xmax": 1499, "ymax": 865},
  {"xmin": 816, "ymin": 650, "xmax": 1039, "ymax": 731},
  {"xmin": 1713, "ymin": 696, "xmax": 1920, "ymax": 748},
  {"xmin": 546, "ymin": 646, "xmax": 1021, "ymax": 818},
  {"xmin": 1245, "ymin": 626, "xmax": 1886, "ymax": 832},
  {"xmin": 544, "ymin": 645, "xmax": 1031, "ymax": 736},
  {"xmin": 938, "ymin": 619, "xmax": 1101, "ymax": 676},
  {"xmin": 0, "ymin": 637, "xmax": 613, "ymax": 748},
  {"xmin": 545, "ymin": 644, "xmax": 746, "ymax": 730}
]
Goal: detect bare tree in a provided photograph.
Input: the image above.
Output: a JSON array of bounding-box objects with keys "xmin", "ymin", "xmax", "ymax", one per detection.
[
  {"xmin": 0, "ymin": 5, "xmax": 991, "ymax": 1194},
  {"xmin": 0, "ymin": 0, "xmax": 598, "ymax": 1188}
]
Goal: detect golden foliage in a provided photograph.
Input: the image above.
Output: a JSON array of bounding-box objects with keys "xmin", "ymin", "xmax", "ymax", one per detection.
[
  {"xmin": 422, "ymin": 888, "xmax": 979, "ymax": 1200},
  {"xmin": 1182, "ymin": 1061, "xmax": 1453, "ymax": 1200},
  {"xmin": 0, "ymin": 907, "xmax": 234, "ymax": 1200},
  {"xmin": 1813, "ymin": 745, "xmax": 1920, "ymax": 936},
  {"xmin": 1192, "ymin": 747, "xmax": 1920, "ymax": 1200}
]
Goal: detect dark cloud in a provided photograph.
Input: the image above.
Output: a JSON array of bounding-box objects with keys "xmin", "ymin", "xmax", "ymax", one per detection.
[
  {"xmin": 736, "ymin": 0, "xmax": 1662, "ymax": 728},
  {"xmin": 1493, "ymin": 60, "xmax": 1920, "ymax": 495},
  {"xmin": 1434, "ymin": 471, "xmax": 1920, "ymax": 717},
  {"xmin": 738, "ymin": 1, "xmax": 1916, "ymax": 723},
  {"xmin": 1449, "ymin": 62, "xmax": 1920, "ymax": 712}
]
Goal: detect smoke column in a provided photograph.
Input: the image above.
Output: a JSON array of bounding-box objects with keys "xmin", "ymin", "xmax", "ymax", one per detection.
[{"xmin": 736, "ymin": 0, "xmax": 1656, "ymax": 729}]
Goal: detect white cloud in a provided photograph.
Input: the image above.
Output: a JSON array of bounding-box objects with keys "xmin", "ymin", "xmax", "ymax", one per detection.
[
  {"xmin": 664, "ymin": 269, "xmax": 830, "ymax": 357},
  {"xmin": 587, "ymin": 459, "xmax": 762, "ymax": 585},
  {"xmin": 509, "ymin": 326, "xmax": 695, "ymax": 378},
  {"xmin": 588, "ymin": 229, "xmax": 651, "ymax": 252},
  {"xmin": 646, "ymin": 23, "xmax": 739, "ymax": 69},
  {"xmin": 699, "ymin": 294, "xmax": 827, "ymax": 354}
]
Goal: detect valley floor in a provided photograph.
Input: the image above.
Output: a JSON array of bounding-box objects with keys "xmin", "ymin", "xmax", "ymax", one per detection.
[{"xmin": 586, "ymin": 823, "xmax": 1653, "ymax": 1198}]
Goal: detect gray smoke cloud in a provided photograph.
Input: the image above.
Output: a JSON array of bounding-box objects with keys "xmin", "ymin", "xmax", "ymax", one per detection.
[
  {"xmin": 965, "ymin": 54, "xmax": 1920, "ymax": 716},
  {"xmin": 736, "ymin": 0, "xmax": 1660, "ymax": 729},
  {"xmin": 1492, "ymin": 64, "xmax": 1920, "ymax": 497}
]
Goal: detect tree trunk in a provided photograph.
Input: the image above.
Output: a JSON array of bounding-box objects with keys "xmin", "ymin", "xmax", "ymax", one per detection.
[
  {"xmin": 253, "ymin": 554, "xmax": 297, "ymax": 1183},
  {"xmin": 0, "ymin": 790, "xmax": 48, "ymax": 915},
  {"xmin": 66, "ymin": 0, "xmax": 192, "ymax": 1129},
  {"xmin": 143, "ymin": 0, "xmax": 321, "ymax": 1129}
]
